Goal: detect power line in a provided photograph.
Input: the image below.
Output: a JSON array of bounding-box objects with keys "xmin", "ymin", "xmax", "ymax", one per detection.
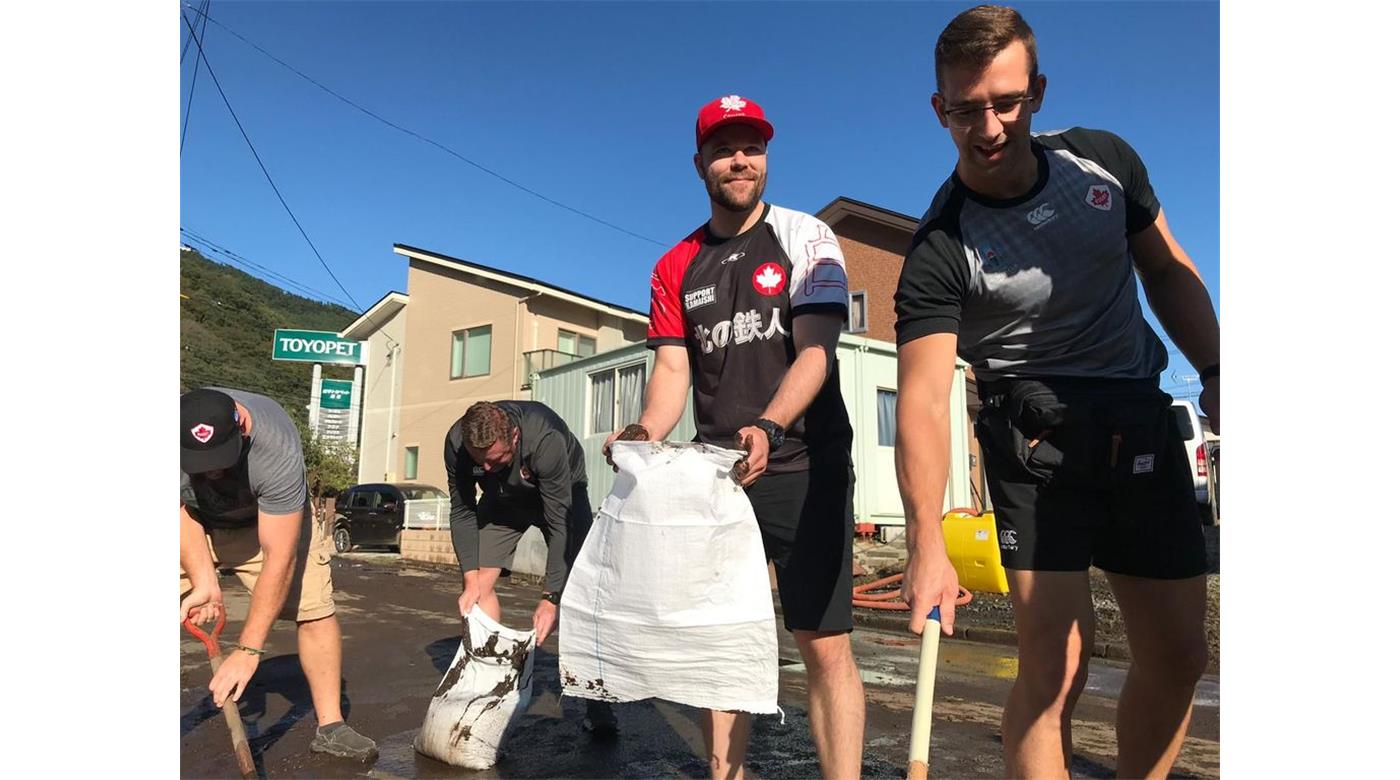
[
  {"xmin": 181, "ymin": 228, "xmax": 355, "ymax": 308},
  {"xmin": 180, "ymin": 1, "xmax": 211, "ymax": 155},
  {"xmin": 181, "ymin": 2, "xmax": 666, "ymax": 249},
  {"xmin": 180, "ymin": 13, "xmax": 363, "ymax": 311}
]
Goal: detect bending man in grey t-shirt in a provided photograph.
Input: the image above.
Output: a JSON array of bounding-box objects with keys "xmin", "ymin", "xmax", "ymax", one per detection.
[{"xmin": 179, "ymin": 387, "xmax": 377, "ymax": 761}]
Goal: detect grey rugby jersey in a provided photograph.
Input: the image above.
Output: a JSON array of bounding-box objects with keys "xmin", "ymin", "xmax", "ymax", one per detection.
[{"xmin": 894, "ymin": 127, "xmax": 1170, "ymax": 382}]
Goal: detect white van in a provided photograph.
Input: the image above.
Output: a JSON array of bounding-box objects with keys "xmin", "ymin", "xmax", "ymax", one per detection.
[{"xmin": 1170, "ymin": 398, "xmax": 1213, "ymax": 508}]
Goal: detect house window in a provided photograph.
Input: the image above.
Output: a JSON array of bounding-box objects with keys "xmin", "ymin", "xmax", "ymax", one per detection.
[
  {"xmin": 845, "ymin": 291, "xmax": 868, "ymax": 333},
  {"xmin": 404, "ymin": 446, "xmax": 419, "ymax": 479},
  {"xmin": 589, "ymin": 362, "xmax": 647, "ymax": 435},
  {"xmin": 559, "ymin": 330, "xmax": 598, "ymax": 357},
  {"xmin": 450, "ymin": 325, "xmax": 492, "ymax": 379},
  {"xmin": 876, "ymin": 389, "xmax": 896, "ymax": 447}
]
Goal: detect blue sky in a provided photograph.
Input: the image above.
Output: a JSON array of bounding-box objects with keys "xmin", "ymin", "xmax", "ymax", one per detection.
[{"xmin": 179, "ymin": 1, "xmax": 1219, "ymax": 395}]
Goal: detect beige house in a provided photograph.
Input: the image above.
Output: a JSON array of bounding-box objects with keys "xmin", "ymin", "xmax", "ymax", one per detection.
[
  {"xmin": 339, "ymin": 291, "xmax": 409, "ymax": 485},
  {"xmin": 344, "ymin": 243, "xmax": 648, "ymax": 490}
]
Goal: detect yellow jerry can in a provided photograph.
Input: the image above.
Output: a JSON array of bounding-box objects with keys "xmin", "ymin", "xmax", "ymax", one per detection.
[{"xmin": 940, "ymin": 509, "xmax": 1010, "ymax": 594}]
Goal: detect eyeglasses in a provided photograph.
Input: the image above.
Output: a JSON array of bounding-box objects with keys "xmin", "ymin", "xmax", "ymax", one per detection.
[{"xmin": 941, "ymin": 95, "xmax": 1036, "ymax": 129}]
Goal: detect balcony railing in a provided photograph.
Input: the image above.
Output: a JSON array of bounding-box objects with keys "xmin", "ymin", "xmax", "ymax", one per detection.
[{"xmin": 521, "ymin": 348, "xmax": 582, "ymax": 389}]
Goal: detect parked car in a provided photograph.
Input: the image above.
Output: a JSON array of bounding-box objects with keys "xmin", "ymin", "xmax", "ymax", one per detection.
[
  {"xmin": 1170, "ymin": 399, "xmax": 1217, "ymax": 521},
  {"xmin": 333, "ymin": 483, "xmax": 447, "ymax": 553}
]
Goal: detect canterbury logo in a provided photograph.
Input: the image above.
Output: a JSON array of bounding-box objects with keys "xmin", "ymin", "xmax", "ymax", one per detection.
[
  {"xmin": 1026, "ymin": 203, "xmax": 1057, "ymax": 227},
  {"xmin": 999, "ymin": 529, "xmax": 1019, "ymax": 548}
]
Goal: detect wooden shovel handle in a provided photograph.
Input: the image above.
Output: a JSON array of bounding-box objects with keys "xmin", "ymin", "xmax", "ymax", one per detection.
[{"xmin": 184, "ymin": 616, "xmax": 257, "ymax": 778}]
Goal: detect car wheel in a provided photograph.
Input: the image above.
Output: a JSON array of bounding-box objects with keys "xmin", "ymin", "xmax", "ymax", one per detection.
[
  {"xmin": 392, "ymin": 529, "xmax": 403, "ymax": 553},
  {"xmin": 333, "ymin": 526, "xmax": 352, "ymax": 554}
]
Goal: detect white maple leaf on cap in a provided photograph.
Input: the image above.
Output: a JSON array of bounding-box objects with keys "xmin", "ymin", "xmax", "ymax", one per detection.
[{"xmin": 720, "ymin": 95, "xmax": 747, "ymax": 112}]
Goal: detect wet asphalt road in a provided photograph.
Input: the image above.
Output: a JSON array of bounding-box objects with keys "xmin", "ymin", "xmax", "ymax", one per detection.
[{"xmin": 180, "ymin": 553, "xmax": 1219, "ymax": 779}]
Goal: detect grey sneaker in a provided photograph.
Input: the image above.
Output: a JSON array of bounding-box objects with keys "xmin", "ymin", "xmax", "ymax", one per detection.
[
  {"xmin": 310, "ymin": 722, "xmax": 378, "ymax": 761},
  {"xmin": 583, "ymin": 700, "xmax": 619, "ymax": 740}
]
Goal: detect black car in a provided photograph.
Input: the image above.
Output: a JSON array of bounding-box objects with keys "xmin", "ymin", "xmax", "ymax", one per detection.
[{"xmin": 333, "ymin": 483, "xmax": 447, "ymax": 553}]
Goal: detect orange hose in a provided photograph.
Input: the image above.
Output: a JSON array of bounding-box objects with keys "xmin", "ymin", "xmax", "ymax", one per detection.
[{"xmin": 851, "ymin": 571, "xmax": 973, "ymax": 612}]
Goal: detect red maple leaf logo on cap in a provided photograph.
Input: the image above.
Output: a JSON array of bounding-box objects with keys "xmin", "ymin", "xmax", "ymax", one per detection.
[
  {"xmin": 191, "ymin": 423, "xmax": 215, "ymax": 444},
  {"xmin": 752, "ymin": 262, "xmax": 786, "ymax": 296}
]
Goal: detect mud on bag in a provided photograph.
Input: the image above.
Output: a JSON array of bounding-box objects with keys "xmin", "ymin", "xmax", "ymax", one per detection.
[
  {"xmin": 559, "ymin": 441, "xmax": 779, "ymax": 715},
  {"xmin": 414, "ymin": 607, "xmax": 536, "ymax": 769}
]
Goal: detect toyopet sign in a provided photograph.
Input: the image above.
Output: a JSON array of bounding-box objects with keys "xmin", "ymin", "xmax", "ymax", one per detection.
[
  {"xmin": 272, "ymin": 329, "xmax": 362, "ymax": 365},
  {"xmin": 320, "ymin": 379, "xmax": 354, "ymax": 410}
]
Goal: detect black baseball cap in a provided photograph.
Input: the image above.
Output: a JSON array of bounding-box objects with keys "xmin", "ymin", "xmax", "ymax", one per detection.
[{"xmin": 181, "ymin": 389, "xmax": 243, "ymax": 474}]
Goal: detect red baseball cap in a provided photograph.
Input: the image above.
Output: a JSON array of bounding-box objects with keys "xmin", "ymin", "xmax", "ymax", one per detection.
[{"xmin": 695, "ymin": 94, "xmax": 774, "ymax": 149}]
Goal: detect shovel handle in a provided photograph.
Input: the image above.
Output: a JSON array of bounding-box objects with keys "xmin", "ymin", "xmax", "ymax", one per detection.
[
  {"xmin": 907, "ymin": 606, "xmax": 942, "ymax": 779},
  {"xmin": 183, "ymin": 615, "xmax": 257, "ymax": 778}
]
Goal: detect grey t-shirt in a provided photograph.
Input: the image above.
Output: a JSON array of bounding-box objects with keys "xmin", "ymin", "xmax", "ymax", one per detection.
[
  {"xmin": 180, "ymin": 388, "xmax": 308, "ymax": 528},
  {"xmin": 895, "ymin": 127, "xmax": 1169, "ymax": 382}
]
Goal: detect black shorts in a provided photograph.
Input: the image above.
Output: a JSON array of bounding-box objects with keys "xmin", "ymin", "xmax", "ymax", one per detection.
[
  {"xmin": 974, "ymin": 378, "xmax": 1207, "ymax": 579},
  {"xmin": 744, "ymin": 454, "xmax": 855, "ymax": 633},
  {"xmin": 478, "ymin": 483, "xmax": 593, "ymax": 576}
]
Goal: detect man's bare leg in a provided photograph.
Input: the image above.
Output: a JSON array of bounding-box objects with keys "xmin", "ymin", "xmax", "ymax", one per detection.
[
  {"xmin": 1001, "ymin": 570, "xmax": 1096, "ymax": 779},
  {"xmin": 702, "ymin": 708, "xmax": 752, "ymax": 779},
  {"xmin": 1105, "ymin": 572, "xmax": 1208, "ymax": 779},
  {"xmin": 793, "ymin": 629, "xmax": 865, "ymax": 779},
  {"xmin": 297, "ymin": 614, "xmax": 344, "ymax": 726},
  {"xmin": 475, "ymin": 566, "xmax": 503, "ymax": 621}
]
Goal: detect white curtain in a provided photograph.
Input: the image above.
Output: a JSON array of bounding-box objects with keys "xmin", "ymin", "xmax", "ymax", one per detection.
[
  {"xmin": 877, "ymin": 389, "xmax": 896, "ymax": 447},
  {"xmin": 591, "ymin": 371, "xmax": 614, "ymax": 435},
  {"xmin": 617, "ymin": 364, "xmax": 646, "ymax": 427}
]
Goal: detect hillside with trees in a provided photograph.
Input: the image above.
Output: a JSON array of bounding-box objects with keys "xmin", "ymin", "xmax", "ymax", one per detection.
[{"xmin": 180, "ymin": 247, "xmax": 359, "ymax": 422}]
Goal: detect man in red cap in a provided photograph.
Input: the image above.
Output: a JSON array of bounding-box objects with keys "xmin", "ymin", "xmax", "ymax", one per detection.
[
  {"xmin": 605, "ymin": 94, "xmax": 865, "ymax": 778},
  {"xmin": 180, "ymin": 387, "xmax": 377, "ymax": 762}
]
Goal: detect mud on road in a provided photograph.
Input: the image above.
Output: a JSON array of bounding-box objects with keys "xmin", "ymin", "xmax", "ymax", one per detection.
[{"xmin": 180, "ymin": 554, "xmax": 1219, "ymax": 778}]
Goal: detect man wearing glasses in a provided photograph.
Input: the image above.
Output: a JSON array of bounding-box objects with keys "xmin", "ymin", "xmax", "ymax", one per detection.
[{"xmin": 894, "ymin": 5, "xmax": 1218, "ymax": 779}]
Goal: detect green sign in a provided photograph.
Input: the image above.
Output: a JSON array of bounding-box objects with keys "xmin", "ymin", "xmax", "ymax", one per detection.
[
  {"xmin": 320, "ymin": 379, "xmax": 354, "ymax": 410},
  {"xmin": 272, "ymin": 329, "xmax": 362, "ymax": 364}
]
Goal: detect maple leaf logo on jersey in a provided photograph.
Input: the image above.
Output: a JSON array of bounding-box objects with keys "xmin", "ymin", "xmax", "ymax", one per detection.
[
  {"xmin": 1086, "ymin": 185, "xmax": 1112, "ymax": 211},
  {"xmin": 720, "ymin": 95, "xmax": 747, "ymax": 113},
  {"xmin": 190, "ymin": 423, "xmax": 215, "ymax": 444},
  {"xmin": 752, "ymin": 263, "xmax": 786, "ymax": 296}
]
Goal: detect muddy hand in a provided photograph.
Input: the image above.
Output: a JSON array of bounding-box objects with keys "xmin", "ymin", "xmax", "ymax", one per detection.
[
  {"xmin": 731, "ymin": 426, "xmax": 769, "ymax": 487},
  {"xmin": 604, "ymin": 424, "xmax": 650, "ymax": 471}
]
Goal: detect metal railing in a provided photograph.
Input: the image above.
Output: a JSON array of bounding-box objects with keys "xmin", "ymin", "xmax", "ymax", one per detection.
[
  {"xmin": 521, "ymin": 348, "xmax": 582, "ymax": 389},
  {"xmin": 402, "ymin": 497, "xmax": 452, "ymax": 530}
]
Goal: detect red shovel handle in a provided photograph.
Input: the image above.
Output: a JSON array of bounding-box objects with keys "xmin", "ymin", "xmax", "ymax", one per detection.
[{"xmin": 182, "ymin": 610, "xmax": 227, "ymax": 660}]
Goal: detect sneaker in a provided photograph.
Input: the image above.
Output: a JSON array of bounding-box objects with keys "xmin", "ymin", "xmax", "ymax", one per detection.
[
  {"xmin": 310, "ymin": 722, "xmax": 379, "ymax": 761},
  {"xmin": 583, "ymin": 700, "xmax": 619, "ymax": 740}
]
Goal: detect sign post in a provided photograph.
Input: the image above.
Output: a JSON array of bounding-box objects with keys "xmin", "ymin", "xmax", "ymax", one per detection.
[{"xmin": 272, "ymin": 329, "xmax": 366, "ymax": 445}]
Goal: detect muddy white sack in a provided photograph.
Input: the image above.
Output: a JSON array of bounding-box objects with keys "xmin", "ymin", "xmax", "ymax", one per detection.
[
  {"xmin": 559, "ymin": 441, "xmax": 779, "ymax": 714},
  {"xmin": 414, "ymin": 607, "xmax": 535, "ymax": 769}
]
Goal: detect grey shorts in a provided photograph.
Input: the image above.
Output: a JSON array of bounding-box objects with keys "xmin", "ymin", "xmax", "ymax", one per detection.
[{"xmin": 478, "ymin": 483, "xmax": 593, "ymax": 575}]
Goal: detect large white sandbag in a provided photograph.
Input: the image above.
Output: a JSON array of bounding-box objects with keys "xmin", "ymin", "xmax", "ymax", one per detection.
[
  {"xmin": 414, "ymin": 607, "xmax": 536, "ymax": 769},
  {"xmin": 559, "ymin": 441, "xmax": 778, "ymax": 715}
]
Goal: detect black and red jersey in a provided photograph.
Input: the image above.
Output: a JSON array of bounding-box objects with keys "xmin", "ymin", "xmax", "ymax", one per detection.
[{"xmin": 648, "ymin": 203, "xmax": 853, "ymax": 473}]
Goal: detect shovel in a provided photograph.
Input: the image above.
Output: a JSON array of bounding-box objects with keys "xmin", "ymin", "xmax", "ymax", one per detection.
[
  {"xmin": 907, "ymin": 605, "xmax": 942, "ymax": 780},
  {"xmin": 183, "ymin": 611, "xmax": 256, "ymax": 779}
]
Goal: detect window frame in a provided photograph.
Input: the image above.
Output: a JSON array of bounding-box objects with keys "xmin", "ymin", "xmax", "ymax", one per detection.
[
  {"xmin": 587, "ymin": 360, "xmax": 648, "ymax": 436},
  {"xmin": 449, "ymin": 324, "xmax": 493, "ymax": 380},
  {"xmin": 845, "ymin": 290, "xmax": 868, "ymax": 334}
]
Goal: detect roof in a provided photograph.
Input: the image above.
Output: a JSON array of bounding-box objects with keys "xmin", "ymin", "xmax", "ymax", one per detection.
[
  {"xmin": 339, "ymin": 291, "xmax": 408, "ymax": 339},
  {"xmin": 393, "ymin": 243, "xmax": 648, "ymax": 324},
  {"xmin": 814, "ymin": 196, "xmax": 919, "ymax": 234}
]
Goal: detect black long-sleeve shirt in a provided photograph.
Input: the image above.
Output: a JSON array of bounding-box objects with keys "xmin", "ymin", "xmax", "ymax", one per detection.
[{"xmin": 443, "ymin": 401, "xmax": 588, "ymax": 592}]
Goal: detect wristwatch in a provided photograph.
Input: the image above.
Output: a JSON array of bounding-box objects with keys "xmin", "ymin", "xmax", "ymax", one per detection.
[
  {"xmin": 541, "ymin": 591, "xmax": 561, "ymax": 605},
  {"xmin": 754, "ymin": 418, "xmax": 785, "ymax": 450}
]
